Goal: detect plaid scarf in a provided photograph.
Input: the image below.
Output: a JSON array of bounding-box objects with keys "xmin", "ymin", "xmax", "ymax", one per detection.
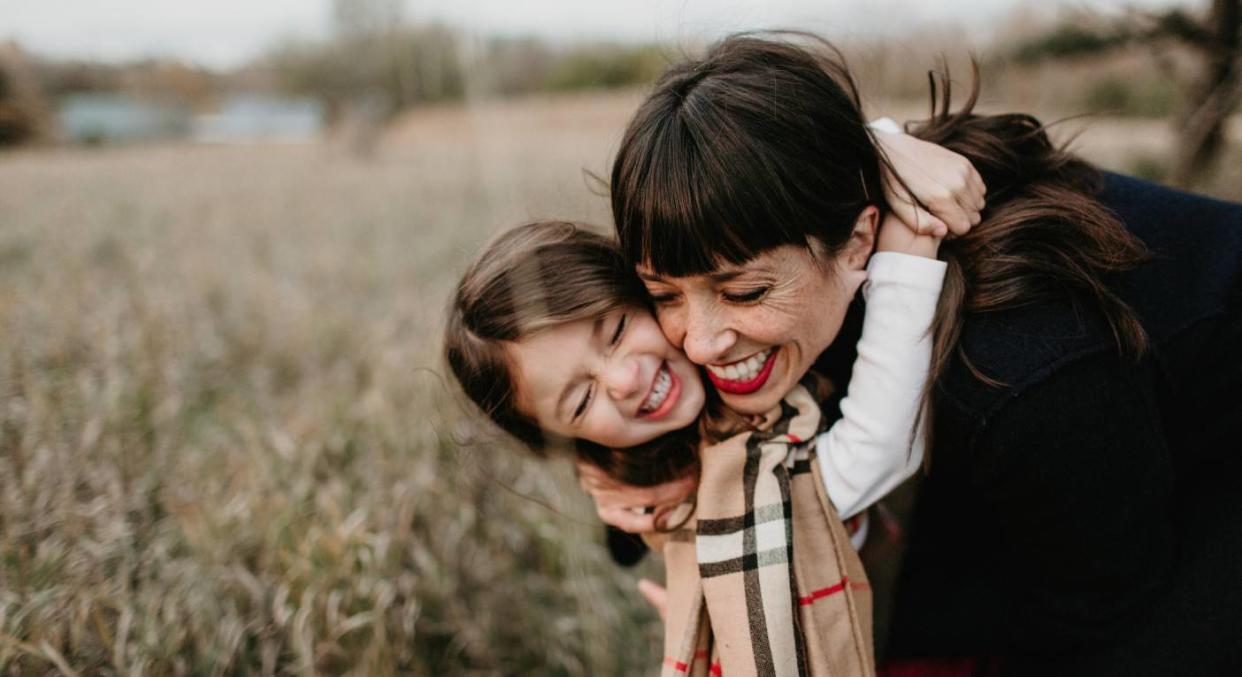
[{"xmin": 655, "ymin": 378, "xmax": 875, "ymax": 677}]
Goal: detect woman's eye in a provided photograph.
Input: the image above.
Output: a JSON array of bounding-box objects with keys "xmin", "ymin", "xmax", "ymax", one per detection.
[
  {"xmin": 609, "ymin": 314, "xmax": 627, "ymax": 346},
  {"xmin": 723, "ymin": 286, "xmax": 770, "ymax": 303},
  {"xmin": 645, "ymin": 286, "xmax": 677, "ymax": 304}
]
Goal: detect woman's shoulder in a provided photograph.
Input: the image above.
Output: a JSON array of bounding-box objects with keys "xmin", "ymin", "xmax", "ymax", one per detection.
[
  {"xmin": 936, "ymin": 292, "xmax": 1118, "ymax": 422},
  {"xmin": 939, "ymin": 174, "xmax": 1242, "ymax": 423},
  {"xmin": 1099, "ymin": 172, "xmax": 1242, "ymax": 344}
]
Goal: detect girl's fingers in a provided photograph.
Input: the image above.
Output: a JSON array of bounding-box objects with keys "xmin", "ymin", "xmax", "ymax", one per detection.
[
  {"xmin": 947, "ymin": 189, "xmax": 981, "ymax": 235},
  {"xmin": 889, "ymin": 191, "xmax": 947, "ymax": 237},
  {"xmin": 598, "ymin": 506, "xmax": 655, "ymax": 533},
  {"xmin": 971, "ymin": 166, "xmax": 988, "ymax": 200},
  {"xmin": 965, "ymin": 168, "xmax": 987, "ymax": 213},
  {"xmin": 935, "ymin": 198, "xmax": 973, "ymax": 236}
]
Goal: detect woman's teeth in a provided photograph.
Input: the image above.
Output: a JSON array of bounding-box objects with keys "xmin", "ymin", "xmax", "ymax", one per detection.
[
  {"xmin": 706, "ymin": 349, "xmax": 772, "ymax": 383},
  {"xmin": 639, "ymin": 365, "xmax": 672, "ymax": 413}
]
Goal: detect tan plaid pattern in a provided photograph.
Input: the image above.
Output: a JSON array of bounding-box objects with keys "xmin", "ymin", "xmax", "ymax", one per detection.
[{"xmin": 655, "ymin": 378, "xmax": 874, "ymax": 677}]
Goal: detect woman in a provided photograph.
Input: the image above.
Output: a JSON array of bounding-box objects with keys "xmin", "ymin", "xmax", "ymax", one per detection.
[{"xmin": 586, "ymin": 32, "xmax": 1242, "ymax": 675}]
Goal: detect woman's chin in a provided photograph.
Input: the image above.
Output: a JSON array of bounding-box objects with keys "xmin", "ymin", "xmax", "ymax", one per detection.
[
  {"xmin": 716, "ymin": 356, "xmax": 794, "ymax": 414},
  {"xmin": 718, "ymin": 377, "xmax": 789, "ymax": 415}
]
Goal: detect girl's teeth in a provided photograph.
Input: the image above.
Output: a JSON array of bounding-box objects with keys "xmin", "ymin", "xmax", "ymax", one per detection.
[
  {"xmin": 641, "ymin": 366, "xmax": 673, "ymax": 412},
  {"xmin": 725, "ymin": 365, "xmax": 740, "ymax": 380}
]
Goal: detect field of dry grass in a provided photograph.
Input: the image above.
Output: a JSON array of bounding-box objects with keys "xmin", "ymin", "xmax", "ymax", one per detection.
[
  {"xmin": 0, "ymin": 89, "xmax": 658, "ymax": 675},
  {"xmin": 0, "ymin": 83, "xmax": 1237, "ymax": 675}
]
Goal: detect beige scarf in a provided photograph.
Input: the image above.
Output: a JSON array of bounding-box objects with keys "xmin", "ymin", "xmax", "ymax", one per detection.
[{"xmin": 652, "ymin": 379, "xmax": 875, "ymax": 677}]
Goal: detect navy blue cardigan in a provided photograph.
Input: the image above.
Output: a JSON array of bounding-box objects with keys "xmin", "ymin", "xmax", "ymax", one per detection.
[{"xmin": 848, "ymin": 173, "xmax": 1242, "ymax": 675}]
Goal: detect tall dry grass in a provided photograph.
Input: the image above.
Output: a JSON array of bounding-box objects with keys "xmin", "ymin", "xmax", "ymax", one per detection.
[{"xmin": 0, "ymin": 90, "xmax": 661, "ymax": 675}]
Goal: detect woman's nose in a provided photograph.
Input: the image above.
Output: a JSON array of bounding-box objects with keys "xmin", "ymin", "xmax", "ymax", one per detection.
[
  {"xmin": 602, "ymin": 357, "xmax": 643, "ymax": 401},
  {"xmin": 682, "ymin": 300, "xmax": 736, "ymax": 366}
]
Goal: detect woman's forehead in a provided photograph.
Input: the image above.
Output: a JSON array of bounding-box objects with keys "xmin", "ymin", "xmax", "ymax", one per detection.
[{"xmin": 635, "ymin": 246, "xmax": 807, "ymax": 281}]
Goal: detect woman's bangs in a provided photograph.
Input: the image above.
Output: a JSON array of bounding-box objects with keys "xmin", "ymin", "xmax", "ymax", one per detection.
[{"xmin": 620, "ymin": 114, "xmax": 810, "ymax": 277}]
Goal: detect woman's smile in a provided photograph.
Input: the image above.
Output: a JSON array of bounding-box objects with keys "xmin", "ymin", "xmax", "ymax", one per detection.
[{"xmin": 705, "ymin": 347, "xmax": 778, "ymax": 394}]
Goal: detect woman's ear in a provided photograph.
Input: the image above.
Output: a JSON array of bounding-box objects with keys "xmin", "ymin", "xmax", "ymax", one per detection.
[{"xmin": 842, "ymin": 205, "xmax": 879, "ymax": 272}]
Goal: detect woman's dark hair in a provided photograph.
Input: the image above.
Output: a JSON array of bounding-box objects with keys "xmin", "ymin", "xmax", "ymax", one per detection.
[
  {"xmin": 611, "ymin": 31, "xmax": 1150, "ymax": 404},
  {"xmin": 443, "ymin": 220, "xmax": 701, "ymax": 487}
]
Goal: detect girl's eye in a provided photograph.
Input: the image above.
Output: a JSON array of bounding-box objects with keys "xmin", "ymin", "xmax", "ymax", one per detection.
[
  {"xmin": 609, "ymin": 313, "xmax": 627, "ymax": 346},
  {"xmin": 723, "ymin": 286, "xmax": 770, "ymax": 303},
  {"xmin": 573, "ymin": 385, "xmax": 593, "ymax": 421}
]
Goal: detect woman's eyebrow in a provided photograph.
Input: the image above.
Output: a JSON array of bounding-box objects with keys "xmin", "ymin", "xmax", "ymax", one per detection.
[
  {"xmin": 637, "ymin": 270, "xmax": 753, "ymax": 283},
  {"xmin": 708, "ymin": 270, "xmax": 747, "ymax": 283}
]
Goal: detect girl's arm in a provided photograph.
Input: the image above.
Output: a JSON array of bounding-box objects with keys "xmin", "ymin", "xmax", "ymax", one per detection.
[
  {"xmin": 814, "ymin": 214, "xmax": 946, "ymax": 519},
  {"xmin": 871, "ymin": 118, "xmax": 986, "ymax": 239}
]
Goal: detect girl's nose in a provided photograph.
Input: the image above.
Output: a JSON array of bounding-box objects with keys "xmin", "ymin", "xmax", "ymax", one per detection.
[{"xmin": 602, "ymin": 356, "xmax": 643, "ymax": 402}]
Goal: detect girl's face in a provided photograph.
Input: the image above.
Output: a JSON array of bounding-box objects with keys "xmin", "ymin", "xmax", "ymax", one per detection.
[
  {"xmin": 508, "ymin": 306, "xmax": 706, "ymax": 449},
  {"xmin": 637, "ymin": 214, "xmax": 874, "ymax": 416}
]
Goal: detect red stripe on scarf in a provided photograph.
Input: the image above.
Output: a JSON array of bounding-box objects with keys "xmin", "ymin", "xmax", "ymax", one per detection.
[
  {"xmin": 664, "ymin": 651, "xmax": 710, "ymax": 673},
  {"xmin": 663, "ymin": 657, "xmax": 689, "ymax": 672},
  {"xmin": 798, "ymin": 576, "xmax": 870, "ymax": 605}
]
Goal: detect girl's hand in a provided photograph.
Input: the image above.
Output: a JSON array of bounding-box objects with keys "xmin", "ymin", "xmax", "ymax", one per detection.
[
  {"xmin": 873, "ymin": 126, "xmax": 986, "ymax": 238},
  {"xmin": 876, "ymin": 211, "xmax": 941, "ymax": 260},
  {"xmin": 576, "ymin": 461, "xmax": 696, "ymax": 533}
]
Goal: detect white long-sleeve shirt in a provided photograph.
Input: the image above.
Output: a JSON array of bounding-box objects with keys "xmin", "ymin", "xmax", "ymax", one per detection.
[{"xmin": 816, "ymin": 251, "xmax": 946, "ymax": 526}]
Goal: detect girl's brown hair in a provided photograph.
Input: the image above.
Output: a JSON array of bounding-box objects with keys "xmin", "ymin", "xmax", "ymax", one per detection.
[
  {"xmin": 443, "ymin": 220, "xmax": 700, "ymax": 487},
  {"xmin": 611, "ymin": 31, "xmax": 1149, "ymax": 409}
]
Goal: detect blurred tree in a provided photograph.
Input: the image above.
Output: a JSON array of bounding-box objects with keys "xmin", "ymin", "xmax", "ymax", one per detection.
[
  {"xmin": 1154, "ymin": 0, "xmax": 1240, "ymax": 186},
  {"xmin": 0, "ymin": 41, "xmax": 51, "ymax": 146},
  {"xmin": 333, "ymin": 0, "xmax": 404, "ymax": 39},
  {"xmin": 1013, "ymin": 1, "xmax": 1240, "ymax": 188},
  {"xmin": 270, "ymin": 1, "xmax": 463, "ymax": 155}
]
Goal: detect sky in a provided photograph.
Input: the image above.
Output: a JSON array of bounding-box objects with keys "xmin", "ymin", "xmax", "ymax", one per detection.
[{"xmin": 0, "ymin": 0, "xmax": 1190, "ymax": 70}]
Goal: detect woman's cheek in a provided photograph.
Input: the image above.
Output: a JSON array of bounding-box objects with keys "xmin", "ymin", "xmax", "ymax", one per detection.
[
  {"xmin": 738, "ymin": 304, "xmax": 798, "ymax": 345},
  {"xmin": 654, "ymin": 305, "xmax": 687, "ymax": 349}
]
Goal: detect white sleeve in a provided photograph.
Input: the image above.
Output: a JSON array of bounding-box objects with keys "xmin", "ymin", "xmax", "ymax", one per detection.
[
  {"xmin": 867, "ymin": 117, "xmax": 903, "ymax": 134},
  {"xmin": 815, "ymin": 251, "xmax": 946, "ymax": 519}
]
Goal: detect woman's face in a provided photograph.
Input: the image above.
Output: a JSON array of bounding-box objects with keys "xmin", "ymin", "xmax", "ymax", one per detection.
[
  {"xmin": 508, "ymin": 306, "xmax": 706, "ymax": 449},
  {"xmin": 637, "ymin": 212, "xmax": 875, "ymax": 415}
]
